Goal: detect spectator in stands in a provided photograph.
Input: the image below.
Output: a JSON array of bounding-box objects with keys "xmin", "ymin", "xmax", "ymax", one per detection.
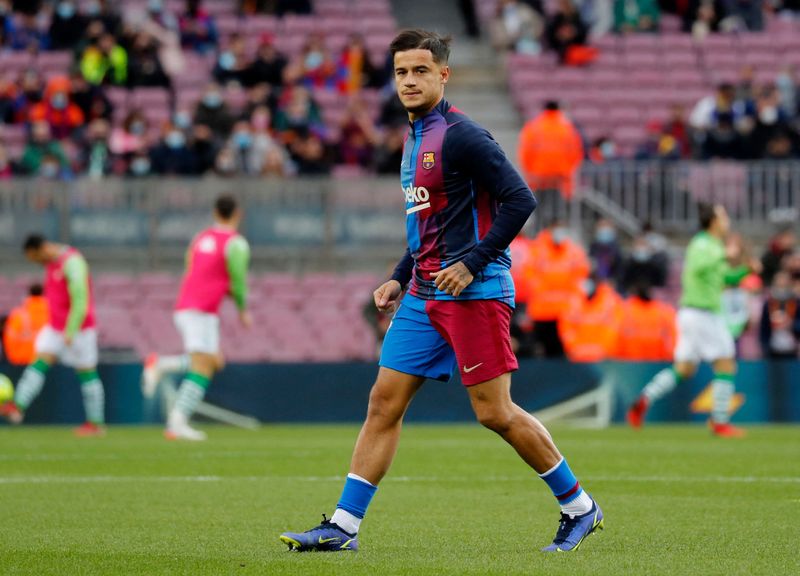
[
  {"xmin": 723, "ymin": 0, "xmax": 764, "ymax": 31},
  {"xmin": 522, "ymin": 219, "xmax": 590, "ymax": 357},
  {"xmin": 4, "ymin": 10, "xmax": 48, "ymax": 50},
  {"xmin": 776, "ymin": 65, "xmax": 798, "ymax": 119},
  {"xmin": 80, "ymin": 32, "xmax": 128, "ymax": 86},
  {"xmin": 518, "ymin": 100, "xmax": 584, "ymax": 199},
  {"xmin": 336, "ymin": 99, "xmax": 378, "ymax": 167},
  {"xmin": 545, "ymin": 0, "xmax": 593, "ymax": 64},
  {"xmin": 589, "ymin": 219, "xmax": 624, "ymax": 283},
  {"xmin": 189, "ymin": 123, "xmax": 217, "ymax": 174},
  {"xmin": 614, "ymin": 279, "xmax": 676, "ymax": 361},
  {"xmin": 588, "ymin": 135, "xmax": 620, "ymax": 163},
  {"xmin": 689, "ymin": 83, "xmax": 752, "ymax": 133},
  {"xmin": 490, "ymin": 0, "xmax": 545, "ymax": 55},
  {"xmin": 248, "ymin": 105, "xmax": 287, "ymax": 174},
  {"xmin": 761, "ymin": 227, "xmax": 796, "ymax": 285},
  {"xmin": 49, "ymin": 0, "xmax": 86, "ymax": 50},
  {"xmin": 28, "ymin": 76, "xmax": 85, "ymax": 141},
  {"xmin": 244, "ymin": 35, "xmax": 288, "ymax": 88},
  {"xmin": 559, "ymin": 270, "xmax": 623, "ymax": 362},
  {"xmin": 702, "ymin": 113, "xmax": 745, "ymax": 159},
  {"xmin": 2, "ymin": 283, "xmax": 48, "ymax": 366},
  {"xmin": 614, "ymin": 0, "xmax": 660, "ymax": 33},
  {"xmin": 126, "ymin": 148, "xmax": 153, "ymax": 178},
  {"xmin": 224, "ymin": 119, "xmax": 261, "ymax": 175},
  {"xmin": 20, "ymin": 123, "xmax": 68, "ymax": 175},
  {"xmin": 759, "ymin": 270, "xmax": 800, "ymax": 358},
  {"xmin": 378, "ymin": 92, "xmax": 407, "ymax": 128},
  {"xmin": 275, "ymin": 0, "xmax": 312, "ymax": 16},
  {"xmin": 9, "ymin": 69, "xmax": 43, "ymax": 124},
  {"xmin": 128, "ymin": 31, "xmax": 172, "ymax": 89},
  {"xmin": 748, "ymin": 84, "xmax": 794, "ymax": 158},
  {"xmin": 0, "ymin": 143, "xmax": 12, "ymax": 179},
  {"xmin": 213, "ymin": 33, "xmax": 249, "ymax": 86},
  {"xmin": 619, "ymin": 233, "xmax": 666, "ymax": 293},
  {"xmin": 373, "ymin": 124, "xmax": 405, "ymax": 175},
  {"xmin": 85, "ymin": 0, "xmax": 122, "ymax": 37},
  {"xmin": 337, "ymin": 33, "xmax": 384, "ymax": 93},
  {"xmin": 261, "ymin": 146, "xmax": 293, "ymax": 177},
  {"xmin": 273, "ymin": 85, "xmax": 324, "ymax": 143},
  {"xmin": 0, "ymin": 73, "xmax": 17, "ymax": 123},
  {"xmin": 662, "ymin": 105, "xmax": 691, "ymax": 157},
  {"xmin": 193, "ymin": 83, "xmax": 236, "ymax": 140},
  {"xmin": 289, "ymin": 129, "xmax": 331, "ymax": 175},
  {"xmin": 635, "ymin": 120, "xmax": 683, "ymax": 160},
  {"xmin": 146, "ymin": 0, "xmax": 179, "ymax": 33},
  {"xmin": 110, "ymin": 109, "xmax": 149, "ymax": 162},
  {"xmin": 69, "ymin": 72, "xmax": 113, "ymax": 123},
  {"xmin": 149, "ymin": 122, "xmax": 196, "ymax": 175},
  {"xmin": 179, "ymin": 0, "xmax": 217, "ymax": 54},
  {"xmin": 242, "ymin": 82, "xmax": 278, "ymax": 119},
  {"xmin": 685, "ymin": 0, "xmax": 725, "ymax": 38},
  {"xmin": 212, "ymin": 145, "xmax": 238, "ymax": 176},
  {"xmin": 80, "ymin": 118, "xmax": 112, "ymax": 178},
  {"xmin": 459, "ymin": 0, "xmax": 481, "ymax": 37},
  {"xmin": 642, "ymin": 221, "xmax": 670, "ymax": 286},
  {"xmin": 289, "ymin": 32, "xmax": 338, "ymax": 90}
]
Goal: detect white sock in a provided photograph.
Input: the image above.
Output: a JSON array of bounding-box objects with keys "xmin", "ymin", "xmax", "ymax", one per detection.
[
  {"xmin": 561, "ymin": 491, "xmax": 594, "ymax": 518},
  {"xmin": 80, "ymin": 379, "xmax": 105, "ymax": 424},
  {"xmin": 711, "ymin": 379, "xmax": 734, "ymax": 424},
  {"xmin": 331, "ymin": 508, "xmax": 361, "ymax": 535},
  {"xmin": 173, "ymin": 379, "xmax": 207, "ymax": 418},
  {"xmin": 642, "ymin": 368, "xmax": 678, "ymax": 403},
  {"xmin": 14, "ymin": 364, "xmax": 47, "ymax": 410},
  {"xmin": 158, "ymin": 355, "xmax": 189, "ymax": 375}
]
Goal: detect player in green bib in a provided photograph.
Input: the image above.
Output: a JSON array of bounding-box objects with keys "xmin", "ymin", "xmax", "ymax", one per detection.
[{"xmin": 627, "ymin": 203, "xmax": 760, "ymax": 437}]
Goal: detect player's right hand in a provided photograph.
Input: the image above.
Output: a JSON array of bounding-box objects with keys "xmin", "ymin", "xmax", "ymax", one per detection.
[
  {"xmin": 239, "ymin": 310, "xmax": 253, "ymax": 329},
  {"xmin": 374, "ymin": 280, "xmax": 402, "ymax": 313}
]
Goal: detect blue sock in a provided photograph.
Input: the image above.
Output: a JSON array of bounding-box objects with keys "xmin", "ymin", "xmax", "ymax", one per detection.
[
  {"xmin": 336, "ymin": 473, "xmax": 378, "ymax": 520},
  {"xmin": 539, "ymin": 458, "xmax": 585, "ymax": 506}
]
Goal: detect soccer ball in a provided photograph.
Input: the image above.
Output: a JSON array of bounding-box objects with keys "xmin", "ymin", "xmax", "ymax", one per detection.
[{"xmin": 0, "ymin": 374, "xmax": 14, "ymax": 403}]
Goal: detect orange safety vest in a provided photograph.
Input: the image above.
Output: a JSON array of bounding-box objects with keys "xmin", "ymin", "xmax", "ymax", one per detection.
[
  {"xmin": 614, "ymin": 297, "xmax": 677, "ymax": 361},
  {"xmin": 558, "ymin": 283, "xmax": 623, "ymax": 362},
  {"xmin": 2, "ymin": 296, "xmax": 50, "ymax": 365},
  {"xmin": 509, "ymin": 235, "xmax": 535, "ymax": 304},
  {"xmin": 518, "ymin": 110, "xmax": 584, "ymax": 199},
  {"xmin": 523, "ymin": 230, "xmax": 590, "ymax": 321}
]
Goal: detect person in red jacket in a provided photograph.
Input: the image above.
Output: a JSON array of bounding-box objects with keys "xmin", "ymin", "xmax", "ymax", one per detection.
[
  {"xmin": 2, "ymin": 284, "xmax": 50, "ymax": 366},
  {"xmin": 614, "ymin": 281, "xmax": 677, "ymax": 361},
  {"xmin": 558, "ymin": 273, "xmax": 622, "ymax": 363}
]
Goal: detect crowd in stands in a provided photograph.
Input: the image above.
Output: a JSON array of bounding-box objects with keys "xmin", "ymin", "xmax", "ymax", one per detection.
[
  {"xmin": 504, "ymin": 220, "xmax": 800, "ymax": 361},
  {"xmin": 0, "ymin": 0, "xmax": 405, "ymax": 179}
]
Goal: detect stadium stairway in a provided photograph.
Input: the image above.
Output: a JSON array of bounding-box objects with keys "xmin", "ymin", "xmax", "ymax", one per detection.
[{"xmin": 389, "ymin": 0, "xmax": 524, "ymax": 162}]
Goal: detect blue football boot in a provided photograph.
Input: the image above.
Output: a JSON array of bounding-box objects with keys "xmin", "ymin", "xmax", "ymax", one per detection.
[
  {"xmin": 279, "ymin": 514, "xmax": 359, "ymax": 552},
  {"xmin": 542, "ymin": 500, "xmax": 604, "ymax": 552}
]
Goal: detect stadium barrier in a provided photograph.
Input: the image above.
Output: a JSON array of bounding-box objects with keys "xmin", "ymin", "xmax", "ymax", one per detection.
[{"xmin": 2, "ymin": 360, "xmax": 798, "ymax": 425}]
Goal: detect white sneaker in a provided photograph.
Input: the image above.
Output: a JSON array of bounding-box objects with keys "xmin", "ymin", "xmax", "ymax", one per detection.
[
  {"xmin": 142, "ymin": 353, "xmax": 161, "ymax": 398},
  {"xmin": 165, "ymin": 412, "xmax": 207, "ymax": 441}
]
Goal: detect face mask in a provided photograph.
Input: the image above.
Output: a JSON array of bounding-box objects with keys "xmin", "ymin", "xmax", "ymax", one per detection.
[
  {"xmin": 130, "ymin": 121, "xmax": 145, "ymax": 135},
  {"xmin": 632, "ymin": 247, "xmax": 651, "ymax": 262},
  {"xmin": 41, "ymin": 163, "xmax": 59, "ymax": 178},
  {"xmin": 600, "ymin": 141, "xmax": 616, "ymax": 158},
  {"xmin": 86, "ymin": 1, "xmax": 101, "ymax": 15},
  {"xmin": 595, "ymin": 227, "xmax": 615, "ymax": 244},
  {"xmin": 759, "ymin": 106, "xmax": 778, "ymax": 125},
  {"xmin": 582, "ymin": 279, "xmax": 597, "ymax": 297},
  {"xmin": 645, "ymin": 232, "xmax": 666, "ymax": 251},
  {"xmin": 203, "ymin": 93, "xmax": 222, "ymax": 108},
  {"xmin": 165, "ymin": 131, "xmax": 185, "ymax": 148},
  {"xmin": 51, "ymin": 93, "xmax": 68, "ymax": 110},
  {"xmin": 772, "ymin": 288, "xmax": 791, "ymax": 301},
  {"xmin": 57, "ymin": 2, "xmax": 76, "ymax": 19},
  {"xmin": 551, "ymin": 227, "xmax": 568, "ymax": 245},
  {"xmin": 304, "ymin": 52, "xmax": 324, "ymax": 69},
  {"xmin": 148, "ymin": 0, "xmax": 163, "ymax": 12},
  {"xmin": 131, "ymin": 158, "xmax": 150, "ymax": 175},
  {"xmin": 219, "ymin": 52, "xmax": 236, "ymax": 70},
  {"xmin": 174, "ymin": 112, "xmax": 191, "ymax": 129},
  {"xmin": 234, "ymin": 132, "xmax": 252, "ymax": 148}
]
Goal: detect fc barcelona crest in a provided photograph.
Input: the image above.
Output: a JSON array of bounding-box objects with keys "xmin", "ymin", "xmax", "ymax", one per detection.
[{"xmin": 422, "ymin": 151, "xmax": 435, "ymax": 169}]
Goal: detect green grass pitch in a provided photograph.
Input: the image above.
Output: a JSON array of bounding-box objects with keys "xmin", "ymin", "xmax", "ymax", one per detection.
[{"xmin": 1, "ymin": 424, "xmax": 798, "ymax": 576}]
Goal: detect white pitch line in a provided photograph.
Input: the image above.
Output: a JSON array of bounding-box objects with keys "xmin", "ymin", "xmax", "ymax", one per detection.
[{"xmin": 0, "ymin": 474, "xmax": 798, "ymax": 485}]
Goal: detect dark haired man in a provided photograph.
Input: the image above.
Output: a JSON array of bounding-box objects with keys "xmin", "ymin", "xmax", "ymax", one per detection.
[
  {"xmin": 628, "ymin": 203, "xmax": 761, "ymax": 437},
  {"xmin": 280, "ymin": 29, "xmax": 603, "ymax": 554},
  {"xmin": 143, "ymin": 194, "xmax": 251, "ymax": 441},
  {"xmin": 1, "ymin": 235, "xmax": 105, "ymax": 436}
]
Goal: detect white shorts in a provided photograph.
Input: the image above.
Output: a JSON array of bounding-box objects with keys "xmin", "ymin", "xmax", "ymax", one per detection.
[
  {"xmin": 35, "ymin": 325, "xmax": 99, "ymax": 368},
  {"xmin": 674, "ymin": 308, "xmax": 735, "ymax": 363},
  {"xmin": 174, "ymin": 310, "xmax": 220, "ymax": 355}
]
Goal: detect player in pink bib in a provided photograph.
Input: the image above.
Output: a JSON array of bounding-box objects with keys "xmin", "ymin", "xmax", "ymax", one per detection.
[
  {"xmin": 143, "ymin": 194, "xmax": 251, "ymax": 441},
  {"xmin": 0, "ymin": 234, "xmax": 105, "ymax": 436}
]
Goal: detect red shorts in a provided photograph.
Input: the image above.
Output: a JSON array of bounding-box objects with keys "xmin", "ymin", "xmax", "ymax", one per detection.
[{"xmin": 425, "ymin": 299, "xmax": 519, "ymax": 386}]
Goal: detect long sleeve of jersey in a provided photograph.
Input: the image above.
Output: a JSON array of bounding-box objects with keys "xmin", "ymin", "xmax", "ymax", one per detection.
[
  {"xmin": 391, "ymin": 248, "xmax": 415, "ymax": 290},
  {"xmin": 225, "ymin": 235, "xmax": 251, "ymax": 311},
  {"xmin": 63, "ymin": 254, "xmax": 90, "ymax": 337},
  {"xmin": 445, "ymin": 120, "xmax": 538, "ymax": 275}
]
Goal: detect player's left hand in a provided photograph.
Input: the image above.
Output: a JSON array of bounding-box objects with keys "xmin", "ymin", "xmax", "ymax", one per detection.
[
  {"xmin": 430, "ymin": 261, "xmax": 474, "ymax": 297},
  {"xmin": 239, "ymin": 310, "xmax": 253, "ymax": 329}
]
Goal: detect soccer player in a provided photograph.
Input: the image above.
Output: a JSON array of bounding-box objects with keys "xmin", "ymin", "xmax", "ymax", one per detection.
[
  {"xmin": 142, "ymin": 193, "xmax": 251, "ymax": 441},
  {"xmin": 0, "ymin": 235, "xmax": 105, "ymax": 436},
  {"xmin": 627, "ymin": 203, "xmax": 760, "ymax": 437},
  {"xmin": 279, "ymin": 29, "xmax": 603, "ymax": 554}
]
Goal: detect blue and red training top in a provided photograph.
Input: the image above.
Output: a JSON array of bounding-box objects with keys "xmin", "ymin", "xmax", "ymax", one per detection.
[{"xmin": 390, "ymin": 98, "xmax": 537, "ymax": 307}]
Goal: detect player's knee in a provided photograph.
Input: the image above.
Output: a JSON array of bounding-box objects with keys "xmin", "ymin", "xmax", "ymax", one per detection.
[
  {"xmin": 474, "ymin": 405, "xmax": 514, "ymax": 434},
  {"xmin": 366, "ymin": 386, "xmax": 404, "ymax": 423}
]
